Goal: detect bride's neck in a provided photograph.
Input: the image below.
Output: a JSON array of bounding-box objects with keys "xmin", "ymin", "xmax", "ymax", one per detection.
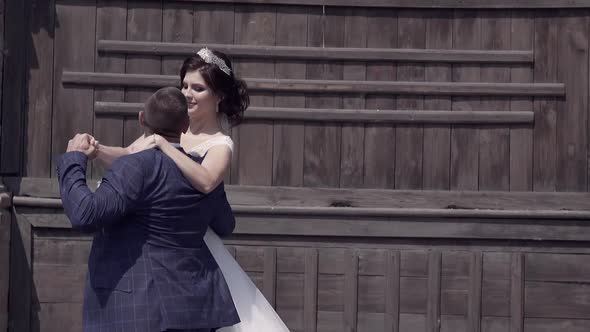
[{"xmin": 189, "ymin": 117, "xmax": 221, "ymax": 136}]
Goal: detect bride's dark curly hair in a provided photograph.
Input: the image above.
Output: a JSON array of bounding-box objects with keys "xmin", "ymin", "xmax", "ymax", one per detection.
[{"xmin": 179, "ymin": 49, "xmax": 249, "ymax": 127}]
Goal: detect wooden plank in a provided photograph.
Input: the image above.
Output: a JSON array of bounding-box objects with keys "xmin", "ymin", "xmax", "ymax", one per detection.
[
  {"xmin": 52, "ymin": 0, "xmax": 97, "ymax": 167},
  {"xmin": 479, "ymin": 11, "xmax": 511, "ymax": 191},
  {"xmin": 524, "ymin": 318, "xmax": 590, "ymax": 331},
  {"xmin": 450, "ymin": 10, "xmax": 481, "ymax": 190},
  {"xmin": 173, "ymin": 0, "xmax": 590, "ymax": 8},
  {"xmin": 525, "ymin": 253, "xmax": 590, "ymax": 282},
  {"xmin": 8, "ymin": 213, "xmax": 31, "ymax": 332},
  {"xmin": 423, "ymin": 10, "xmax": 452, "ymax": 190},
  {"xmin": 427, "ymin": 251, "xmax": 442, "ymax": 332},
  {"xmin": 234, "ymin": 4, "xmax": 275, "ymax": 186},
  {"xmin": 1, "ymin": 0, "xmax": 26, "ymax": 174},
  {"xmin": 98, "ymin": 40, "xmax": 535, "ymax": 63},
  {"xmin": 63, "ymin": 72, "xmax": 566, "ymax": 96},
  {"xmin": 263, "ymin": 247, "xmax": 277, "ymax": 307},
  {"xmin": 25, "ymin": 0, "xmax": 54, "ymax": 177},
  {"xmin": 384, "ymin": 252, "xmax": 400, "ymax": 332},
  {"xmin": 33, "ymin": 264, "xmax": 86, "ymax": 303},
  {"xmin": 93, "ymin": 0, "xmax": 127, "ymax": 179},
  {"xmin": 33, "ymin": 303, "xmax": 83, "ymax": 332},
  {"xmin": 304, "ymin": 248, "xmax": 318, "ymax": 332},
  {"xmin": 533, "ymin": 12, "xmax": 558, "ymax": 191},
  {"xmin": 124, "ymin": 1, "xmax": 162, "ymax": 146},
  {"xmin": 395, "ymin": 9, "xmax": 426, "ymax": 190},
  {"xmin": 468, "ymin": 252, "xmax": 483, "ymax": 332},
  {"xmin": 34, "ymin": 238, "xmax": 91, "ymax": 265},
  {"xmin": 10, "ymin": 176, "xmax": 590, "ymax": 211},
  {"xmin": 556, "ymin": 11, "xmax": 589, "ymax": 191},
  {"xmin": 276, "ymin": 273, "xmax": 304, "ymax": 330},
  {"xmin": 344, "ymin": 250, "xmax": 359, "ymax": 332},
  {"xmin": 95, "ymin": 103, "xmax": 534, "ymax": 124},
  {"xmin": 340, "ymin": 9, "xmax": 367, "ymax": 188},
  {"xmin": 162, "ymin": 1, "xmax": 192, "ymax": 76},
  {"xmin": 510, "ymin": 253, "xmax": 524, "ymax": 332},
  {"xmin": 303, "ymin": 6, "xmax": 343, "ymax": 187},
  {"xmin": 510, "ymin": 12, "xmax": 534, "ymax": 191},
  {"xmin": 363, "ymin": 9, "xmax": 397, "ymax": 189},
  {"xmin": 525, "ymin": 281, "xmax": 590, "ymax": 319},
  {"xmin": 272, "ymin": 6, "xmax": 307, "ymax": 187}
]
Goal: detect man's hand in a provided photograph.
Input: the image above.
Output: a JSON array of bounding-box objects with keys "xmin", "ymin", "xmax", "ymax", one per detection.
[{"xmin": 67, "ymin": 133, "xmax": 99, "ymax": 159}]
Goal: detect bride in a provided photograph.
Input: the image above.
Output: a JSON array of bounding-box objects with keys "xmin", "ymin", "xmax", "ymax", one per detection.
[{"xmin": 93, "ymin": 48, "xmax": 289, "ymax": 332}]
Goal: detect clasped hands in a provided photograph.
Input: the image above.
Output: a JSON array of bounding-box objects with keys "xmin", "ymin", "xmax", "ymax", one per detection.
[{"xmin": 66, "ymin": 133, "xmax": 165, "ymax": 159}]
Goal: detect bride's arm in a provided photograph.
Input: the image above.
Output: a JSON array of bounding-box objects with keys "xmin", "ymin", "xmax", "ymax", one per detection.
[
  {"xmin": 156, "ymin": 136, "xmax": 231, "ymax": 194},
  {"xmin": 94, "ymin": 135, "xmax": 146, "ymax": 169}
]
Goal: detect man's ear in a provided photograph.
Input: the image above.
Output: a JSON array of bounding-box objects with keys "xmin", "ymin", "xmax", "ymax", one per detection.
[
  {"xmin": 180, "ymin": 116, "xmax": 190, "ymax": 133},
  {"xmin": 138, "ymin": 111, "xmax": 146, "ymax": 128}
]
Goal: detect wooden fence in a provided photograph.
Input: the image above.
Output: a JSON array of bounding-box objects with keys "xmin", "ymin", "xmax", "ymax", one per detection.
[
  {"xmin": 2, "ymin": 0, "xmax": 589, "ymax": 192},
  {"xmin": 3, "ymin": 0, "xmax": 590, "ymax": 332},
  {"xmin": 5, "ymin": 177, "xmax": 590, "ymax": 332}
]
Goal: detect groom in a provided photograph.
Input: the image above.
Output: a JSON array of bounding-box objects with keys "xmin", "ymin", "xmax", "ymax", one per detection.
[{"xmin": 57, "ymin": 87, "xmax": 240, "ymax": 332}]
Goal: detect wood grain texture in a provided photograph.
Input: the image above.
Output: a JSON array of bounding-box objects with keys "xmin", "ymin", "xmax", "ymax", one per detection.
[
  {"xmin": 51, "ymin": 0, "xmax": 96, "ymax": 175},
  {"xmin": 272, "ymin": 6, "xmax": 307, "ymax": 187},
  {"xmin": 423, "ymin": 11, "xmax": 452, "ymax": 190},
  {"xmin": 124, "ymin": 1, "xmax": 162, "ymax": 146},
  {"xmin": 364, "ymin": 9, "xmax": 397, "ymax": 189},
  {"xmin": 533, "ymin": 12, "xmax": 558, "ymax": 191},
  {"xmin": 468, "ymin": 252, "xmax": 483, "ymax": 332},
  {"xmin": 95, "ymin": 102, "xmax": 534, "ymax": 124},
  {"xmin": 450, "ymin": 10, "xmax": 481, "ymax": 191},
  {"xmin": 510, "ymin": 253, "xmax": 524, "ymax": 332},
  {"xmin": 64, "ymin": 71, "xmax": 566, "ymax": 96},
  {"xmin": 427, "ymin": 251, "xmax": 442, "ymax": 332},
  {"xmin": 0, "ymin": 211, "xmax": 10, "ymax": 332},
  {"xmin": 1, "ymin": 0, "xmax": 26, "ymax": 175},
  {"xmin": 93, "ymin": 0, "xmax": 126, "ymax": 179},
  {"xmin": 509, "ymin": 12, "xmax": 534, "ymax": 191},
  {"xmin": 556, "ymin": 11, "xmax": 589, "ymax": 191},
  {"xmin": 234, "ymin": 4, "xmax": 275, "ymax": 186},
  {"xmin": 98, "ymin": 39, "xmax": 534, "ymax": 62},
  {"xmin": 395, "ymin": 9, "xmax": 426, "ymax": 190},
  {"xmin": 8, "ymin": 213, "xmax": 31, "ymax": 332},
  {"xmin": 303, "ymin": 6, "xmax": 344, "ymax": 187},
  {"xmin": 304, "ymin": 248, "xmax": 318, "ymax": 332},
  {"xmin": 25, "ymin": 0, "xmax": 55, "ymax": 177}
]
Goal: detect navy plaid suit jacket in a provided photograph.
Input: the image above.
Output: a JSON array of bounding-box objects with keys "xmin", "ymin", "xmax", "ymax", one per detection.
[{"xmin": 57, "ymin": 149, "xmax": 240, "ymax": 332}]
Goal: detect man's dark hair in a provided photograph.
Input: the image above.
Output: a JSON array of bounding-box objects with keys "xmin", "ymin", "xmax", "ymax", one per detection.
[{"xmin": 143, "ymin": 87, "xmax": 188, "ymax": 136}]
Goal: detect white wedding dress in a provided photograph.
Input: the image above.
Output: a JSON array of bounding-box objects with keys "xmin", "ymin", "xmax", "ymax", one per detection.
[{"xmin": 188, "ymin": 135, "xmax": 290, "ymax": 332}]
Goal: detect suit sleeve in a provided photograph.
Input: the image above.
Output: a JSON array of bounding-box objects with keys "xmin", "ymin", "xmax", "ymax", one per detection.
[{"xmin": 57, "ymin": 151, "xmax": 145, "ymax": 233}]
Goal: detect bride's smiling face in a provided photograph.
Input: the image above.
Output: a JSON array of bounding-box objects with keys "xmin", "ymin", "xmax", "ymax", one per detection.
[{"xmin": 181, "ymin": 70, "xmax": 220, "ymax": 121}]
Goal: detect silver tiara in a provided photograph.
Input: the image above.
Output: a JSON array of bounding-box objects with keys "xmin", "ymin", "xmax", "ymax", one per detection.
[{"xmin": 197, "ymin": 48, "xmax": 232, "ymax": 76}]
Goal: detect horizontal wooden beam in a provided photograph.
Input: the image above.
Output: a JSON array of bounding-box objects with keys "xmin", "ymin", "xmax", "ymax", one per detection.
[
  {"xmin": 175, "ymin": 0, "xmax": 590, "ymax": 8},
  {"xmin": 13, "ymin": 196, "xmax": 590, "ymax": 220},
  {"xmin": 13, "ymin": 198, "xmax": 590, "ymax": 241},
  {"xmin": 97, "ymin": 40, "xmax": 533, "ymax": 64},
  {"xmin": 7, "ymin": 178, "xmax": 590, "ymax": 212},
  {"xmin": 63, "ymin": 72, "xmax": 565, "ymax": 97},
  {"xmin": 94, "ymin": 102, "xmax": 534, "ymax": 124}
]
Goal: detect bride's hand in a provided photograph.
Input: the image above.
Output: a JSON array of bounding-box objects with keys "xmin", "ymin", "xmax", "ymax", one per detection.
[{"xmin": 127, "ymin": 134, "xmax": 164, "ymax": 153}]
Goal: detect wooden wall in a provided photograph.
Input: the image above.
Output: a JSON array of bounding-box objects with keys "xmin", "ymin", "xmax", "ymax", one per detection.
[
  {"xmin": 2, "ymin": 0, "xmax": 589, "ymax": 192},
  {"xmin": 6, "ymin": 177, "xmax": 590, "ymax": 332}
]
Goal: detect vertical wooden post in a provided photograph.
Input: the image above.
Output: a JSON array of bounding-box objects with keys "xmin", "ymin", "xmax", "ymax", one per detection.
[
  {"xmin": 304, "ymin": 248, "xmax": 318, "ymax": 332},
  {"xmin": 427, "ymin": 251, "xmax": 442, "ymax": 332},
  {"xmin": 385, "ymin": 250, "xmax": 400, "ymax": 332},
  {"xmin": 510, "ymin": 253, "xmax": 524, "ymax": 332},
  {"xmin": 0, "ymin": 182, "xmax": 11, "ymax": 332},
  {"xmin": 263, "ymin": 247, "xmax": 277, "ymax": 307},
  {"xmin": 468, "ymin": 251, "xmax": 483, "ymax": 332},
  {"xmin": 344, "ymin": 250, "xmax": 359, "ymax": 332},
  {"xmin": 8, "ymin": 211, "xmax": 32, "ymax": 332}
]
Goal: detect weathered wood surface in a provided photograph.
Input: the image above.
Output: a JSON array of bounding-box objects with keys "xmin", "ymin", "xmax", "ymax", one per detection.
[
  {"xmin": 97, "ymin": 40, "xmax": 534, "ymax": 63},
  {"xmin": 173, "ymin": 0, "xmax": 590, "ymax": 9},
  {"xmin": 63, "ymin": 72, "xmax": 566, "ymax": 96}
]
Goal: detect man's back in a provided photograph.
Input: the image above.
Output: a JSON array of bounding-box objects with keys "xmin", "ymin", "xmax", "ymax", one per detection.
[{"xmin": 57, "ymin": 148, "xmax": 239, "ymax": 331}]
